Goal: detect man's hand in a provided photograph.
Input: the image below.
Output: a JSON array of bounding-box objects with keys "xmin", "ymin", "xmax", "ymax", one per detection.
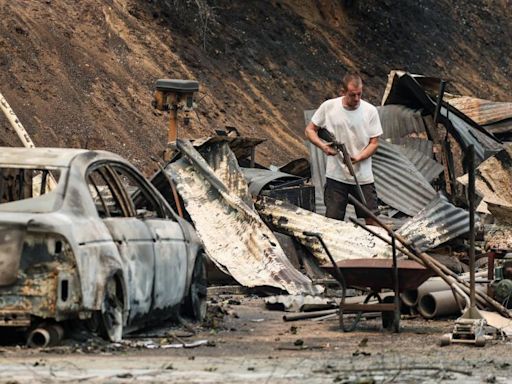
[
  {"xmin": 322, "ymin": 143, "xmax": 338, "ymax": 156},
  {"xmin": 351, "ymin": 137, "xmax": 380, "ymax": 164}
]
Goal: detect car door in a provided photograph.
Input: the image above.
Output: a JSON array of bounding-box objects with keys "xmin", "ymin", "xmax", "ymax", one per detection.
[
  {"xmin": 86, "ymin": 165, "xmax": 155, "ymax": 323},
  {"xmin": 110, "ymin": 164, "xmax": 189, "ymax": 312}
]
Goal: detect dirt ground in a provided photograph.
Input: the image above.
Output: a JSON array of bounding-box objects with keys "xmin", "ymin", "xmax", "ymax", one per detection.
[{"xmin": 0, "ymin": 293, "xmax": 511, "ymax": 383}]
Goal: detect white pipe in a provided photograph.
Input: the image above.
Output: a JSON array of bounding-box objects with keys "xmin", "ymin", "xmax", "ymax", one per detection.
[{"xmin": 0, "ymin": 91, "xmax": 36, "ymax": 148}]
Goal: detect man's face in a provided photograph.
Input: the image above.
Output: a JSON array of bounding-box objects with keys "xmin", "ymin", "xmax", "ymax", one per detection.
[{"xmin": 342, "ymin": 81, "xmax": 363, "ymax": 110}]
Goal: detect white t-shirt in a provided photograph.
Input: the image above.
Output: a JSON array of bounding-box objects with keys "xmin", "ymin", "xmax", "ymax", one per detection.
[{"xmin": 311, "ymin": 97, "xmax": 383, "ymax": 185}]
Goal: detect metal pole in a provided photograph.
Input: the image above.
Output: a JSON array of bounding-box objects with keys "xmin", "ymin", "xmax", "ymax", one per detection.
[
  {"xmin": 0, "ymin": 91, "xmax": 36, "ymax": 148},
  {"xmin": 433, "ymin": 80, "xmax": 447, "ymax": 125},
  {"xmin": 391, "ymin": 235, "xmax": 400, "ymax": 332},
  {"xmin": 468, "ymin": 144, "xmax": 476, "ymax": 311},
  {"xmin": 347, "ymin": 195, "xmax": 512, "ymax": 318},
  {"xmin": 0, "ymin": 91, "xmax": 57, "ymax": 191}
]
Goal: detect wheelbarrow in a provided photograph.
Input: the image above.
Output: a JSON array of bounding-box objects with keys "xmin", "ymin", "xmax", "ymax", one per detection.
[{"xmin": 304, "ymin": 231, "xmax": 433, "ymax": 332}]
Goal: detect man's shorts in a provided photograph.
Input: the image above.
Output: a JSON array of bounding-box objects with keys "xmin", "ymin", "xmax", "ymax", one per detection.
[{"xmin": 324, "ymin": 178, "xmax": 379, "ymax": 221}]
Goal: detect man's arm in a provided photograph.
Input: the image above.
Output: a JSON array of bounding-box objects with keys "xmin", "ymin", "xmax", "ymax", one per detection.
[
  {"xmin": 351, "ymin": 136, "xmax": 379, "ymax": 164},
  {"xmin": 305, "ymin": 122, "xmax": 337, "ymax": 156}
]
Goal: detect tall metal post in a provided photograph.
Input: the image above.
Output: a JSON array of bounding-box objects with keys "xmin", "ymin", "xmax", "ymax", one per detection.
[{"xmin": 468, "ymin": 144, "xmax": 476, "ymax": 311}]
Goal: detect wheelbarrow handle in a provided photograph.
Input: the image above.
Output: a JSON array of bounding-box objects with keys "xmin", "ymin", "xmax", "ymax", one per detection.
[{"xmin": 302, "ymin": 231, "xmax": 347, "ymax": 300}]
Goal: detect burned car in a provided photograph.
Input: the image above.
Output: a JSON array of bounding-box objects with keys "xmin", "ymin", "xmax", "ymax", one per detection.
[{"xmin": 0, "ymin": 148, "xmax": 206, "ymax": 342}]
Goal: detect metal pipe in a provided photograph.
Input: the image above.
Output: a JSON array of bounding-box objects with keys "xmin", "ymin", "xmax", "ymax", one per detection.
[
  {"xmin": 402, "ymin": 273, "xmax": 487, "ymax": 308},
  {"xmin": 391, "ymin": 235, "xmax": 400, "ymax": 332},
  {"xmin": 418, "ymin": 290, "xmax": 462, "ymax": 319},
  {"xmin": 283, "ymin": 309, "xmax": 338, "ymax": 322},
  {"xmin": 26, "ymin": 324, "xmax": 64, "ymax": 348},
  {"xmin": 0, "ymin": 91, "xmax": 36, "ymax": 148},
  {"xmin": 347, "ymin": 194, "xmax": 512, "ymax": 318},
  {"xmin": 433, "ymin": 80, "xmax": 447, "ymax": 125},
  {"xmin": 468, "ymin": 144, "xmax": 477, "ymax": 311},
  {"xmin": 402, "ymin": 277, "xmax": 450, "ymax": 307}
]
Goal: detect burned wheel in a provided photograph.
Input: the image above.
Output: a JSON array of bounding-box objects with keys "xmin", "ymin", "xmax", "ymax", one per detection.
[
  {"xmin": 98, "ymin": 277, "xmax": 124, "ymax": 342},
  {"xmin": 183, "ymin": 252, "xmax": 207, "ymax": 321}
]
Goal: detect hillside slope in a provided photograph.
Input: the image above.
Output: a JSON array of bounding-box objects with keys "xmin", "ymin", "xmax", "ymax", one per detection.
[{"xmin": 1, "ymin": 0, "xmax": 510, "ymax": 173}]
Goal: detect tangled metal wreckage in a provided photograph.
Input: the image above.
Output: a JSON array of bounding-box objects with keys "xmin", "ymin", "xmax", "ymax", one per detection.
[
  {"xmin": 2, "ymin": 71, "xmax": 512, "ymax": 345},
  {"xmin": 151, "ymin": 71, "xmax": 512, "ymax": 335}
]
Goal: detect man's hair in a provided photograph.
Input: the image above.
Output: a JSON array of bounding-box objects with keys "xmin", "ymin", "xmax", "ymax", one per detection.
[{"xmin": 341, "ymin": 72, "xmax": 362, "ymax": 91}]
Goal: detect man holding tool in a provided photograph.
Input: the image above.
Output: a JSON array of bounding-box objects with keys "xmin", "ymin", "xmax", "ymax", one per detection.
[{"xmin": 305, "ymin": 72, "xmax": 383, "ymax": 225}]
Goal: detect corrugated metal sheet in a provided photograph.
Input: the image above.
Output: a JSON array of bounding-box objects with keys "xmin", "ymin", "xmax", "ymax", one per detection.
[
  {"xmin": 306, "ymin": 137, "xmax": 437, "ymax": 217},
  {"xmin": 396, "ymin": 137, "xmax": 433, "ymax": 157},
  {"xmin": 305, "ymin": 109, "xmax": 437, "ymax": 216},
  {"xmin": 447, "ymin": 96, "xmax": 512, "ymax": 126},
  {"xmin": 193, "ymin": 134, "xmax": 266, "ymax": 161},
  {"xmin": 167, "ymin": 139, "xmax": 319, "ymax": 295},
  {"xmin": 482, "ymin": 119, "xmax": 512, "ymax": 135},
  {"xmin": 380, "ymin": 71, "xmax": 503, "ymax": 163},
  {"xmin": 377, "ymin": 105, "xmax": 427, "ymax": 141},
  {"xmin": 441, "ymin": 106, "xmax": 503, "ymax": 162},
  {"xmin": 396, "ymin": 144, "xmax": 443, "ymax": 182},
  {"xmin": 397, "ymin": 194, "xmax": 469, "ymax": 251},
  {"xmin": 306, "ymin": 141, "xmax": 327, "ymax": 215},
  {"xmin": 304, "ymin": 110, "xmax": 327, "ymax": 214},
  {"xmin": 373, "ymin": 141, "xmax": 437, "ymax": 216},
  {"xmin": 304, "ymin": 110, "xmax": 315, "ymax": 124},
  {"xmin": 241, "ymin": 168, "xmax": 300, "ymax": 196},
  {"xmin": 255, "ymin": 196, "xmax": 392, "ymax": 264}
]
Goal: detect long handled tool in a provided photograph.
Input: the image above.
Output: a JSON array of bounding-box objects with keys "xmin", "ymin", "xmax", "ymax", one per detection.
[
  {"xmin": 317, "ymin": 128, "xmax": 367, "ymax": 206},
  {"xmin": 346, "ymin": 193, "xmax": 512, "ymax": 320}
]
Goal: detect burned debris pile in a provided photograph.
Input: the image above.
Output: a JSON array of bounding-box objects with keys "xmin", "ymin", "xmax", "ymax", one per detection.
[{"xmin": 154, "ymin": 71, "xmax": 512, "ymax": 340}]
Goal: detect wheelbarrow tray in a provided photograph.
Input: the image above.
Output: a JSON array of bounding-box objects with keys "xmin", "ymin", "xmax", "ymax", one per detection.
[{"xmin": 321, "ymin": 258, "xmax": 433, "ymax": 292}]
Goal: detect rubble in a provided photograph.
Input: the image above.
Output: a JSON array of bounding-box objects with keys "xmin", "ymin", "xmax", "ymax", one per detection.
[{"xmin": 166, "ymin": 139, "xmax": 320, "ymax": 295}]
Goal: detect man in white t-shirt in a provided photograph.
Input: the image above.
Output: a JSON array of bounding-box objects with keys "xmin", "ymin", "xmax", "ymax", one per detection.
[{"xmin": 305, "ymin": 73, "xmax": 383, "ymax": 225}]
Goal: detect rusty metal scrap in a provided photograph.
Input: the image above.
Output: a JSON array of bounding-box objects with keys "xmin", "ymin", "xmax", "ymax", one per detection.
[
  {"xmin": 168, "ymin": 139, "xmax": 320, "ymax": 295},
  {"xmin": 396, "ymin": 194, "xmax": 469, "ymax": 252},
  {"xmin": 447, "ymin": 96, "xmax": 512, "ymax": 128},
  {"xmin": 373, "ymin": 141, "xmax": 437, "ymax": 216},
  {"xmin": 255, "ymin": 196, "xmax": 391, "ymax": 264}
]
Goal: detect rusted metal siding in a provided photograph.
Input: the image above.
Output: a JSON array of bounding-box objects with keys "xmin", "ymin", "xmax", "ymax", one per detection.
[
  {"xmin": 168, "ymin": 139, "xmax": 320, "ymax": 295},
  {"xmin": 373, "ymin": 141, "xmax": 437, "ymax": 216},
  {"xmin": 305, "ymin": 109, "xmax": 437, "ymax": 216},
  {"xmin": 396, "ymin": 137, "xmax": 433, "ymax": 157},
  {"xmin": 396, "ymin": 144, "xmax": 443, "ymax": 182},
  {"xmin": 441, "ymin": 106, "xmax": 503, "ymax": 162},
  {"xmin": 397, "ymin": 194, "xmax": 469, "ymax": 251},
  {"xmin": 255, "ymin": 196, "xmax": 392, "ymax": 264},
  {"xmin": 377, "ymin": 105, "xmax": 427, "ymax": 141},
  {"xmin": 447, "ymin": 96, "xmax": 512, "ymax": 126},
  {"xmin": 307, "ymin": 139, "xmax": 437, "ymax": 217}
]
